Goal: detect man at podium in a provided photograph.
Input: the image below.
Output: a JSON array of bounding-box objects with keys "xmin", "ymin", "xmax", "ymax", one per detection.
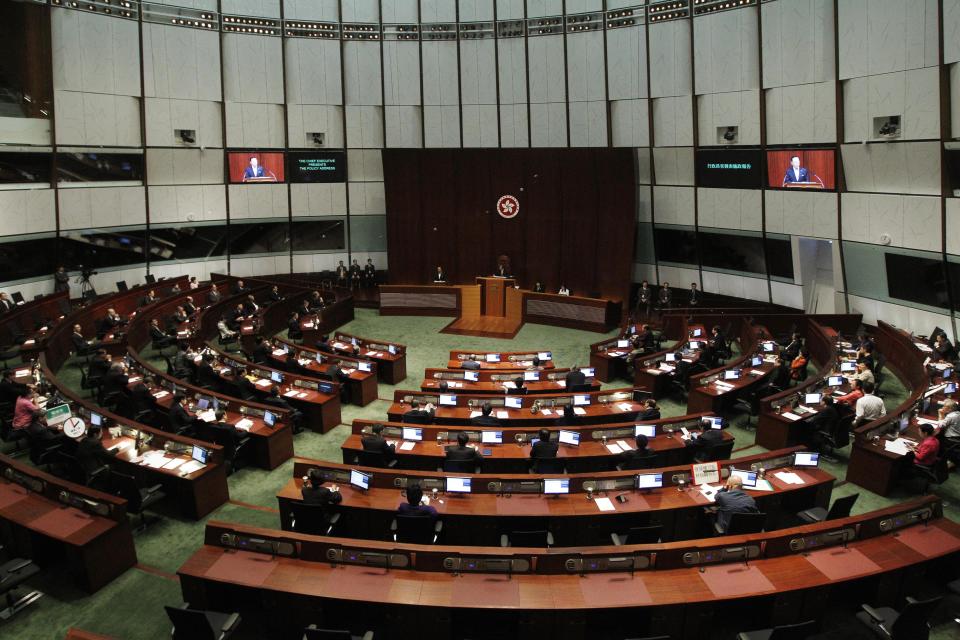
[
  {"xmin": 494, "ymin": 255, "xmax": 512, "ymax": 278},
  {"xmin": 782, "ymin": 156, "xmax": 809, "ymax": 186},
  {"xmin": 242, "ymin": 157, "xmax": 271, "ymax": 182}
]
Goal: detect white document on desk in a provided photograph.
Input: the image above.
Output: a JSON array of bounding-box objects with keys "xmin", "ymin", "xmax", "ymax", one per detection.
[
  {"xmin": 234, "ymin": 418, "xmax": 253, "ymax": 431},
  {"xmin": 780, "ymin": 412, "xmax": 802, "ymax": 421},
  {"xmin": 750, "ymin": 479, "xmax": 775, "ymax": 492},
  {"xmin": 605, "ymin": 443, "xmax": 623, "ymax": 454},
  {"xmin": 594, "ymin": 497, "xmax": 616, "ymax": 512},
  {"xmin": 616, "ymin": 440, "xmax": 632, "ymax": 451},
  {"xmin": 573, "ymin": 407, "xmax": 586, "ymax": 415},
  {"xmin": 468, "ymin": 411, "xmax": 481, "ymax": 418},
  {"xmin": 774, "ymin": 471, "xmax": 805, "ymax": 485},
  {"xmin": 399, "ymin": 441, "xmax": 416, "ymax": 451},
  {"xmin": 540, "ymin": 408, "xmax": 553, "ymax": 416},
  {"xmin": 884, "ymin": 439, "xmax": 911, "ymax": 456},
  {"xmin": 496, "ymin": 411, "xmax": 509, "ymax": 419},
  {"xmin": 699, "ymin": 484, "xmax": 719, "ymax": 503}
]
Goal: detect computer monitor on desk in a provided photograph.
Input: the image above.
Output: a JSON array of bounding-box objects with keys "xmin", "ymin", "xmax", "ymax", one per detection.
[
  {"xmin": 524, "ymin": 371, "xmax": 540, "ymax": 381},
  {"xmin": 558, "ymin": 430, "xmax": 580, "ymax": 446},
  {"xmin": 485, "ymin": 353, "xmax": 501, "ymax": 363},
  {"xmin": 505, "ymin": 396, "xmax": 523, "ymax": 409},
  {"xmin": 463, "ymin": 370, "xmax": 479, "ymax": 382},
  {"xmin": 573, "ymin": 394, "xmax": 591, "ymax": 406},
  {"xmin": 445, "ymin": 477, "xmax": 472, "ymax": 494},
  {"xmin": 481, "ymin": 431, "xmax": 502, "ymax": 444},
  {"xmin": 635, "ymin": 424, "xmax": 657, "ymax": 438},
  {"xmin": 635, "ymin": 473, "xmax": 663, "ymax": 490},
  {"xmin": 543, "ymin": 479, "xmax": 569, "ymax": 495},
  {"xmin": 402, "ymin": 427, "xmax": 423, "ymax": 441},
  {"xmin": 350, "ymin": 469, "xmax": 371, "ymax": 491},
  {"xmin": 439, "ymin": 394, "xmax": 457, "ymax": 406},
  {"xmin": 582, "ymin": 367, "xmax": 595, "ymax": 377}
]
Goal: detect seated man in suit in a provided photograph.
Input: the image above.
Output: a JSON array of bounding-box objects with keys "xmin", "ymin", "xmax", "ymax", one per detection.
[
  {"xmin": 710, "ymin": 475, "xmax": 758, "ymax": 534},
  {"xmin": 0, "ymin": 369, "xmax": 29, "ymax": 407},
  {"xmin": 101, "ymin": 363, "xmax": 130, "ymax": 399},
  {"xmin": 530, "ymin": 428, "xmax": 560, "ymax": 471},
  {"xmin": 217, "ymin": 315, "xmax": 238, "ymax": 343},
  {"xmin": 316, "ymin": 335, "xmax": 334, "ymax": 353},
  {"xmin": 267, "ymin": 285, "xmax": 283, "ymax": 302},
  {"xmin": 287, "ymin": 312, "xmax": 303, "ymax": 341},
  {"xmin": 88, "ymin": 350, "xmax": 112, "ymax": 379},
  {"xmin": 170, "ymin": 306, "xmax": 189, "ymax": 326},
  {"xmin": 97, "ymin": 308, "xmax": 124, "ymax": 339},
  {"xmin": 933, "ymin": 332, "xmax": 956, "ymax": 362},
  {"xmin": 242, "ymin": 294, "xmax": 259, "ymax": 315},
  {"xmin": 637, "ymin": 324, "xmax": 656, "ymax": 351},
  {"xmin": 471, "ymin": 402, "xmax": 501, "ymax": 426},
  {"xmin": 139, "ymin": 289, "xmax": 158, "ymax": 307},
  {"xmin": 195, "ymin": 354, "xmax": 221, "ymax": 390},
  {"xmin": 250, "ymin": 338, "xmax": 272, "ymax": 364},
  {"xmin": 398, "ymin": 483, "xmax": 437, "ymax": 519},
  {"xmin": 128, "ymin": 374, "xmax": 159, "ymax": 415},
  {"xmin": 0, "ymin": 292, "xmax": 15, "ymax": 313},
  {"xmin": 782, "ymin": 155, "xmax": 809, "ymax": 186},
  {"xmin": 808, "ymin": 396, "xmax": 840, "ymax": 450},
  {"xmin": 362, "ymin": 423, "xmax": 396, "ymax": 460},
  {"xmin": 403, "ymin": 399, "xmax": 436, "ymax": 424},
  {"xmin": 565, "ymin": 365, "xmax": 587, "ymax": 389},
  {"xmin": 182, "ymin": 296, "xmax": 198, "ymax": 317},
  {"xmin": 149, "ymin": 318, "xmax": 175, "ymax": 349},
  {"xmin": 168, "ymin": 393, "xmax": 200, "ymax": 435},
  {"xmin": 308, "ymin": 290, "xmax": 325, "ymax": 311},
  {"xmin": 227, "ymin": 304, "xmax": 246, "ymax": 331},
  {"xmin": 71, "ymin": 324, "xmax": 98, "ymax": 352},
  {"xmin": 232, "ymin": 279, "xmax": 248, "ymax": 294},
  {"xmin": 207, "ymin": 284, "xmax": 221, "ymax": 305},
  {"xmin": 301, "ymin": 468, "xmax": 343, "ymax": 506},
  {"xmin": 208, "ymin": 409, "xmax": 251, "ymax": 461},
  {"xmin": 510, "ymin": 376, "xmax": 527, "ymax": 395},
  {"xmin": 75, "ymin": 425, "xmax": 117, "ymax": 482},
  {"xmin": 445, "ymin": 431, "xmax": 482, "ymax": 467},
  {"xmin": 684, "ymin": 421, "xmax": 725, "ymax": 462},
  {"xmin": 636, "ymin": 399, "xmax": 661, "ymax": 421},
  {"xmin": 619, "ymin": 433, "xmax": 658, "ymax": 468}
]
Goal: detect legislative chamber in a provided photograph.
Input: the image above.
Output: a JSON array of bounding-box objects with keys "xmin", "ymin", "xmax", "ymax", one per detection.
[{"xmin": 1, "ymin": 1, "xmax": 960, "ymax": 639}]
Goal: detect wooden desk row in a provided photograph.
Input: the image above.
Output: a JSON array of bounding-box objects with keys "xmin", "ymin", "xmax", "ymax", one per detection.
[
  {"xmin": 332, "ymin": 331, "xmax": 407, "ymax": 384},
  {"xmin": 178, "ymin": 497, "xmax": 958, "ymax": 640},
  {"xmin": 0, "ymin": 454, "xmax": 136, "ymax": 593},
  {"xmin": 270, "ymin": 339, "xmax": 379, "ymax": 406},
  {"xmin": 277, "ymin": 448, "xmax": 829, "ymax": 546}
]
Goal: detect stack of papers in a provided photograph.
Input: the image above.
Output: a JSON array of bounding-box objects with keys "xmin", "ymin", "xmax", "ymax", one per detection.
[
  {"xmin": 781, "ymin": 412, "xmax": 802, "ymax": 421},
  {"xmin": 774, "ymin": 471, "xmax": 805, "ymax": 485},
  {"xmin": 555, "ymin": 380, "xmax": 566, "ymax": 387},
  {"xmin": 235, "ymin": 418, "xmax": 253, "ymax": 431},
  {"xmin": 197, "ymin": 410, "xmax": 217, "ymax": 423},
  {"xmin": 749, "ymin": 369, "xmax": 766, "ymax": 376},
  {"xmin": 916, "ymin": 417, "xmax": 938, "ymax": 426},
  {"xmin": 496, "ymin": 411, "xmax": 509, "ymax": 419},
  {"xmin": 594, "ymin": 497, "xmax": 616, "ymax": 512},
  {"xmin": 605, "ymin": 443, "xmax": 624, "ymax": 454},
  {"xmin": 255, "ymin": 379, "xmax": 272, "ymax": 387},
  {"xmin": 162, "ymin": 458, "xmax": 186, "ymax": 471},
  {"xmin": 573, "ymin": 407, "xmax": 587, "ymax": 415},
  {"xmin": 502, "ymin": 381, "xmax": 516, "ymax": 389},
  {"xmin": 272, "ymin": 349, "xmax": 287, "ymax": 356},
  {"xmin": 699, "ymin": 484, "xmax": 720, "ymax": 502},
  {"xmin": 616, "ymin": 440, "xmax": 632, "ymax": 451},
  {"xmin": 540, "ymin": 408, "xmax": 554, "ymax": 416},
  {"xmin": 468, "ymin": 411, "xmax": 481, "ymax": 418},
  {"xmin": 153, "ymin": 390, "xmax": 170, "ymax": 399},
  {"xmin": 180, "ymin": 460, "xmax": 205, "ymax": 475},
  {"xmin": 884, "ymin": 438, "xmax": 912, "ymax": 455},
  {"xmin": 916, "ymin": 343, "xmax": 933, "ymax": 353},
  {"xmin": 399, "ymin": 441, "xmax": 416, "ymax": 451},
  {"xmin": 618, "ymin": 403, "xmax": 633, "ymax": 411},
  {"xmin": 714, "ymin": 381, "xmax": 734, "ymax": 391},
  {"xmin": 283, "ymin": 389, "xmax": 299, "ymax": 397}
]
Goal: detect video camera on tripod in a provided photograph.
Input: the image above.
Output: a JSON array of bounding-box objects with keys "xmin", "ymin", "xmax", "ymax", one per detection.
[{"xmin": 75, "ymin": 264, "xmax": 98, "ymax": 300}]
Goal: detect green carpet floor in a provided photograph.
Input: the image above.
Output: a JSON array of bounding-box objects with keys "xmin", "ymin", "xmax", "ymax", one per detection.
[{"xmin": 3, "ymin": 308, "xmax": 958, "ymax": 639}]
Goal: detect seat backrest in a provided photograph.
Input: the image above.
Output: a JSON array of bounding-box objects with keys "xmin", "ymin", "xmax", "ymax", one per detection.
[
  {"xmin": 831, "ymin": 416, "xmax": 852, "ymax": 448},
  {"xmin": 703, "ymin": 440, "xmax": 734, "ymax": 462},
  {"xmin": 165, "ymin": 606, "xmax": 215, "ymax": 640},
  {"xmin": 768, "ymin": 619, "xmax": 818, "ymax": 639},
  {"xmin": 726, "ymin": 511, "xmax": 766, "ymax": 535},
  {"xmin": 290, "ymin": 502, "xmax": 333, "ymax": 535},
  {"xmin": 624, "ymin": 524, "xmax": 663, "ymax": 545},
  {"xmin": 395, "ymin": 514, "xmax": 438, "ymax": 544},
  {"xmin": 531, "ymin": 457, "xmax": 565, "ymax": 474},
  {"xmin": 357, "ymin": 450, "xmax": 390, "ymax": 468},
  {"xmin": 508, "ymin": 529, "xmax": 551, "ymax": 547},
  {"xmin": 891, "ymin": 596, "xmax": 942, "ymax": 638},
  {"xmin": 622, "ymin": 453, "xmax": 659, "ymax": 471},
  {"xmin": 933, "ymin": 457, "xmax": 950, "ymax": 484},
  {"xmin": 826, "ymin": 493, "xmax": 858, "ymax": 520},
  {"xmin": 110, "ymin": 471, "xmax": 143, "ymax": 511},
  {"xmin": 303, "ymin": 629, "xmax": 353, "ymax": 640},
  {"xmin": 442, "ymin": 458, "xmax": 478, "ymax": 473}
]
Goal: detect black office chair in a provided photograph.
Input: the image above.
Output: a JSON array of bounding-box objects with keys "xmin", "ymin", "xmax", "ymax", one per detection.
[
  {"xmin": 530, "ymin": 457, "xmax": 566, "ymax": 474},
  {"xmin": 164, "ymin": 604, "xmax": 241, "ymax": 640},
  {"xmin": 718, "ymin": 511, "xmax": 766, "ymax": 535},
  {"xmin": 911, "ymin": 457, "xmax": 950, "ymax": 495},
  {"xmin": 797, "ymin": 493, "xmax": 858, "ymax": 524},
  {"xmin": 816, "ymin": 414, "xmax": 853, "ymax": 462},
  {"xmin": 441, "ymin": 458, "xmax": 480, "ymax": 474},
  {"xmin": 303, "ymin": 626, "xmax": 374, "ymax": 640},
  {"xmin": 736, "ymin": 619, "xmax": 818, "ymax": 640},
  {"xmin": 218, "ymin": 332, "xmax": 240, "ymax": 352},
  {"xmin": 501, "ymin": 529, "xmax": 554, "ymax": 548},
  {"xmin": 856, "ymin": 596, "xmax": 942, "ymax": 639},
  {"xmin": 733, "ymin": 382, "xmax": 774, "ymax": 429},
  {"xmin": 289, "ymin": 502, "xmax": 340, "ymax": 536},
  {"xmin": 79, "ymin": 366, "xmax": 103, "ymax": 399},
  {"xmin": 610, "ymin": 524, "xmax": 662, "ymax": 546},
  {"xmin": 618, "ymin": 452, "xmax": 659, "ymax": 471},
  {"xmin": 110, "ymin": 470, "xmax": 166, "ymax": 532},
  {"xmin": 0, "ymin": 551, "xmax": 42, "ymax": 621},
  {"xmin": 391, "ymin": 514, "xmax": 442, "ymax": 544},
  {"xmin": 0, "ymin": 418, "xmax": 29, "ymax": 455},
  {"xmin": 356, "ymin": 450, "xmax": 397, "ymax": 469},
  {"xmin": 695, "ymin": 440, "xmax": 734, "ymax": 463}
]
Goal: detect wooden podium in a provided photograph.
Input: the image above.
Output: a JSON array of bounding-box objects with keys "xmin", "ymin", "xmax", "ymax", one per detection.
[{"xmin": 476, "ymin": 276, "xmax": 515, "ymax": 316}]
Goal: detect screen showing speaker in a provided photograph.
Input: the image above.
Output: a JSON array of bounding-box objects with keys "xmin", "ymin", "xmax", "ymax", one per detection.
[
  {"xmin": 227, "ymin": 152, "xmax": 285, "ymax": 184},
  {"xmin": 766, "ymin": 148, "xmax": 835, "ymax": 190}
]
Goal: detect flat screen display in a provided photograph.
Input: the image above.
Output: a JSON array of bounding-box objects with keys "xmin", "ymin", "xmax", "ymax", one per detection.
[
  {"xmin": 573, "ymin": 394, "xmax": 590, "ymax": 406},
  {"xmin": 89, "ymin": 412, "xmax": 102, "ymax": 427},
  {"xmin": 828, "ymin": 375, "xmax": 844, "ymax": 386},
  {"xmin": 635, "ymin": 473, "xmax": 663, "ymax": 489},
  {"xmin": 804, "ymin": 393, "xmax": 822, "ymax": 405},
  {"xmin": 463, "ymin": 370, "xmax": 479, "ymax": 382},
  {"xmin": 358, "ymin": 362, "xmax": 372, "ymax": 372},
  {"xmin": 445, "ymin": 477, "xmax": 471, "ymax": 493},
  {"xmin": 270, "ymin": 371, "xmax": 283, "ymax": 383},
  {"xmin": 504, "ymin": 396, "xmax": 522, "ymax": 409},
  {"xmin": 439, "ymin": 394, "xmax": 457, "ymax": 406},
  {"xmin": 763, "ymin": 342, "xmax": 776, "ymax": 352},
  {"xmin": 617, "ymin": 340, "xmax": 629, "ymax": 348},
  {"xmin": 558, "ymin": 430, "xmax": 580, "ymax": 446},
  {"xmin": 695, "ymin": 148, "xmax": 763, "ymax": 189},
  {"xmin": 350, "ymin": 469, "xmax": 370, "ymax": 490},
  {"xmin": 635, "ymin": 424, "xmax": 657, "ymax": 438},
  {"xmin": 481, "ymin": 431, "xmax": 502, "ymax": 444},
  {"xmin": 724, "ymin": 370, "xmax": 741, "ymax": 380},
  {"xmin": 729, "ymin": 469, "xmax": 758, "ymax": 488},
  {"xmin": 703, "ymin": 417, "xmax": 723, "ymax": 429},
  {"xmin": 191, "ymin": 446, "xmax": 209, "ymax": 464},
  {"xmin": 287, "ymin": 151, "xmax": 346, "ymax": 183},
  {"xmin": 582, "ymin": 367, "xmax": 595, "ymax": 377},
  {"xmin": 402, "ymin": 427, "xmax": 422, "ymax": 441},
  {"xmin": 524, "ymin": 371, "xmax": 540, "ymax": 381},
  {"xmin": 263, "ymin": 410, "xmax": 276, "ymax": 426},
  {"xmin": 227, "ymin": 152, "xmax": 285, "ymax": 184},
  {"xmin": 485, "ymin": 353, "xmax": 501, "ymax": 363},
  {"xmin": 537, "ymin": 352, "xmax": 552, "ymax": 360},
  {"xmin": 750, "ymin": 356, "xmax": 763, "ymax": 367},
  {"xmin": 840, "ymin": 362, "xmax": 856, "ymax": 372},
  {"xmin": 57, "ymin": 152, "xmax": 143, "ymax": 182},
  {"xmin": 766, "ymin": 149, "xmax": 836, "ymax": 190},
  {"xmin": 543, "ymin": 479, "xmax": 569, "ymax": 494},
  {"xmin": 793, "ymin": 452, "xmax": 819, "ymax": 467}
]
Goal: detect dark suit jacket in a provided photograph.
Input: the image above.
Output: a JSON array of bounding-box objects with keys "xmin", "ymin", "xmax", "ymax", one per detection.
[
  {"xmin": 782, "ymin": 167, "xmax": 809, "ymax": 184},
  {"xmin": 445, "ymin": 445, "xmax": 481, "ymax": 462},
  {"xmin": 531, "ymin": 440, "xmax": 559, "ymax": 459},
  {"xmin": 619, "ymin": 448, "xmax": 658, "ymax": 466},
  {"xmin": 76, "ymin": 436, "xmax": 115, "ymax": 475},
  {"xmin": 72, "ymin": 332, "xmax": 89, "ymax": 351},
  {"xmin": 208, "ymin": 291, "xmax": 221, "ymax": 304},
  {"xmin": 361, "ymin": 434, "xmax": 395, "ymax": 456},
  {"xmin": 565, "ymin": 370, "xmax": 586, "ymax": 388},
  {"xmin": 183, "ymin": 303, "xmax": 197, "ymax": 316},
  {"xmin": 89, "ymin": 357, "xmax": 111, "ymax": 379},
  {"xmin": 808, "ymin": 405, "xmax": 840, "ymax": 434},
  {"xmin": 268, "ymin": 291, "xmax": 282, "ymax": 302},
  {"xmin": 150, "ymin": 325, "xmax": 170, "ymax": 341},
  {"xmin": 636, "ymin": 408, "xmax": 661, "ymax": 421},
  {"xmin": 140, "ymin": 295, "xmax": 158, "ymax": 307},
  {"xmin": 715, "ymin": 488, "xmax": 757, "ymax": 533},
  {"xmin": 128, "ymin": 383, "xmax": 157, "ymax": 413},
  {"xmin": 0, "ymin": 378, "xmax": 28, "ymax": 404},
  {"xmin": 470, "ymin": 415, "xmax": 501, "ymax": 427},
  {"xmin": 102, "ymin": 370, "xmax": 129, "ymax": 396},
  {"xmin": 403, "ymin": 409, "xmax": 434, "ymax": 424},
  {"xmin": 461, "ymin": 360, "xmax": 481, "ymax": 370},
  {"xmin": 301, "ymin": 485, "xmax": 343, "ymax": 506},
  {"xmin": 196, "ymin": 362, "xmax": 219, "ymax": 388},
  {"xmin": 251, "ymin": 344, "xmax": 271, "ymax": 364},
  {"xmin": 168, "ymin": 404, "xmax": 196, "ymax": 432}
]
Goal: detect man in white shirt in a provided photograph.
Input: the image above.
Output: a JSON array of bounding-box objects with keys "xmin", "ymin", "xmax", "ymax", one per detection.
[
  {"xmin": 558, "ymin": 285, "xmax": 570, "ymax": 296},
  {"xmin": 854, "ymin": 381, "xmax": 885, "ymax": 425},
  {"xmin": 852, "ymin": 361, "xmax": 875, "ymax": 386},
  {"xmin": 939, "ymin": 399, "xmax": 960, "ymax": 469}
]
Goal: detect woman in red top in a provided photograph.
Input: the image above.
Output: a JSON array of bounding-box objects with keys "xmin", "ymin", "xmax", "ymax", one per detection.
[
  {"xmin": 910, "ymin": 424, "xmax": 940, "ymax": 466},
  {"xmin": 836, "ymin": 379, "xmax": 864, "ymax": 406},
  {"xmin": 789, "ymin": 348, "xmax": 809, "ymax": 382}
]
